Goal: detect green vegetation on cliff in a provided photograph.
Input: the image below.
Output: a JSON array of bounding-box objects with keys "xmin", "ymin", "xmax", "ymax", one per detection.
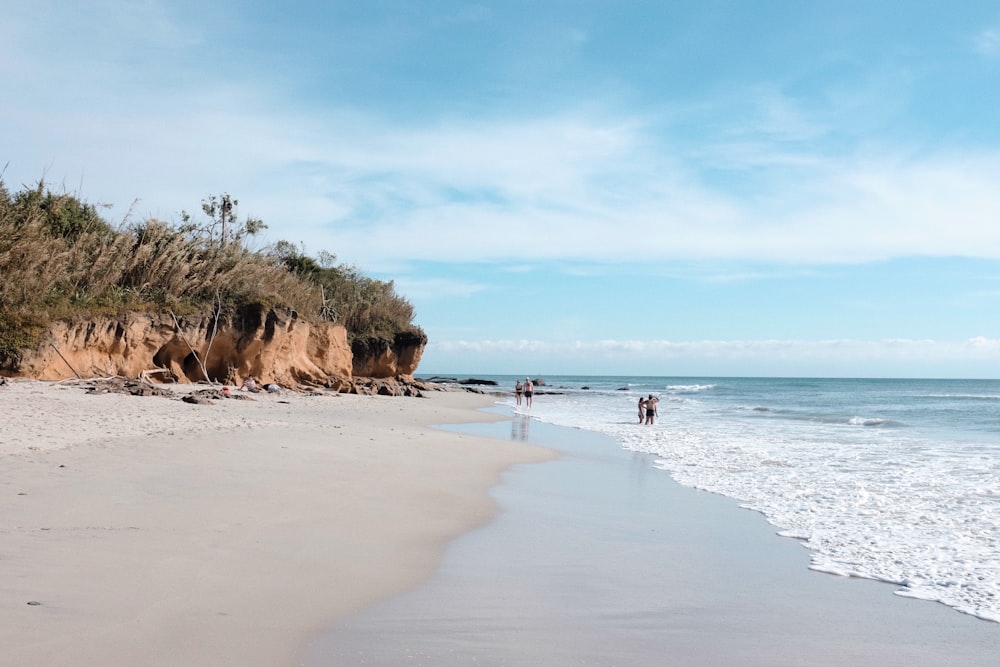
[{"xmin": 0, "ymin": 180, "xmax": 425, "ymax": 365}]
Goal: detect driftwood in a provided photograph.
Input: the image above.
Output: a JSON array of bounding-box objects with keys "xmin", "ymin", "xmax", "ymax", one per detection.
[
  {"xmin": 48, "ymin": 343, "xmax": 82, "ymax": 379},
  {"xmin": 169, "ymin": 311, "xmax": 213, "ymax": 383},
  {"xmin": 84, "ymin": 377, "xmax": 172, "ymax": 397}
]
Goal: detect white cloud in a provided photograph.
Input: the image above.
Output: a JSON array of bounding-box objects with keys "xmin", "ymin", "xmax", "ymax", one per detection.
[
  {"xmin": 8, "ymin": 78, "xmax": 1000, "ymax": 271},
  {"xmin": 968, "ymin": 336, "xmax": 1000, "ymax": 351},
  {"xmin": 432, "ymin": 337, "xmax": 1000, "ymax": 362},
  {"xmin": 6, "ymin": 4, "xmax": 1000, "ymax": 273},
  {"xmin": 300, "ymin": 133, "xmax": 1000, "ymax": 268},
  {"xmin": 390, "ymin": 277, "xmax": 491, "ymax": 301},
  {"xmin": 9, "ymin": 101, "xmax": 1000, "ymax": 269},
  {"xmin": 421, "ymin": 337, "xmax": 1000, "ymax": 377}
]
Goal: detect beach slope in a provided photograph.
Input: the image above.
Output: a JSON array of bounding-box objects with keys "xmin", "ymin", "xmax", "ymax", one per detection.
[{"xmin": 0, "ymin": 381, "xmax": 550, "ymax": 666}]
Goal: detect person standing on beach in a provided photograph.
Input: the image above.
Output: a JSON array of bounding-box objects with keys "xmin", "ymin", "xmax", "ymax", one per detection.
[
  {"xmin": 644, "ymin": 394, "xmax": 659, "ymax": 425},
  {"xmin": 638, "ymin": 396, "xmax": 646, "ymax": 423},
  {"xmin": 515, "ymin": 380, "xmax": 524, "ymax": 406},
  {"xmin": 524, "ymin": 378, "xmax": 534, "ymax": 407}
]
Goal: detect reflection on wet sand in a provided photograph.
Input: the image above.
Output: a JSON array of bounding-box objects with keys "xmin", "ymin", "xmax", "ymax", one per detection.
[{"xmin": 511, "ymin": 413, "xmax": 530, "ymax": 441}]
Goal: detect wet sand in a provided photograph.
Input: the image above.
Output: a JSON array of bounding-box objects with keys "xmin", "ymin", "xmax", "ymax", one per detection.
[{"xmin": 306, "ymin": 411, "xmax": 1000, "ymax": 666}]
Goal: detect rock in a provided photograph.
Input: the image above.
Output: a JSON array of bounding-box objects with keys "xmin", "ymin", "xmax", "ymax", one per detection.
[{"xmin": 350, "ymin": 376, "xmax": 428, "ymax": 398}]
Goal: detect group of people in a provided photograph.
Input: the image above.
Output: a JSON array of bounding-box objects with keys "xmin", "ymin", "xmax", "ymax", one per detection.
[
  {"xmin": 512, "ymin": 378, "xmax": 658, "ymax": 424},
  {"xmin": 514, "ymin": 378, "xmax": 534, "ymax": 407},
  {"xmin": 639, "ymin": 394, "xmax": 659, "ymax": 425}
]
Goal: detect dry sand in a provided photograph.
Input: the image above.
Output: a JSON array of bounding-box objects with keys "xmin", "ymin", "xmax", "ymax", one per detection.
[{"xmin": 0, "ymin": 379, "xmax": 552, "ymax": 666}]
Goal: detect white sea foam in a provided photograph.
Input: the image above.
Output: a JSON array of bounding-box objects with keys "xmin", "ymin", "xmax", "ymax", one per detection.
[
  {"xmin": 666, "ymin": 383, "xmax": 716, "ymax": 393},
  {"xmin": 514, "ymin": 379, "xmax": 1000, "ymax": 623},
  {"xmin": 847, "ymin": 416, "xmax": 891, "ymax": 426}
]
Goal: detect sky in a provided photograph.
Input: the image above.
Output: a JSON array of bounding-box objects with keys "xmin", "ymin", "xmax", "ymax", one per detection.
[{"xmin": 4, "ymin": 1, "xmax": 1000, "ymax": 378}]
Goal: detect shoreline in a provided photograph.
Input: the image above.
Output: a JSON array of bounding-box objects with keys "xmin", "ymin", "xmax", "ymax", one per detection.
[
  {"xmin": 0, "ymin": 380, "xmax": 552, "ymax": 666},
  {"xmin": 309, "ymin": 409, "xmax": 1000, "ymax": 666}
]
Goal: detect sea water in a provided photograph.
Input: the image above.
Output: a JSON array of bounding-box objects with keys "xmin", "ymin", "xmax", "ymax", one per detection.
[{"xmin": 466, "ymin": 375, "xmax": 1000, "ymax": 622}]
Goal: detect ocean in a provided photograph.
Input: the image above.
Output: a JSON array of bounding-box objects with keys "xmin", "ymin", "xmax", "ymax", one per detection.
[{"xmin": 460, "ymin": 375, "xmax": 1000, "ymax": 623}]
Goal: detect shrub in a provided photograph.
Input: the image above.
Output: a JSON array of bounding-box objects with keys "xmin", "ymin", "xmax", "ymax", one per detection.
[
  {"xmin": 0, "ymin": 181, "xmax": 423, "ymax": 361},
  {"xmin": 268, "ymin": 242, "xmax": 422, "ymax": 344}
]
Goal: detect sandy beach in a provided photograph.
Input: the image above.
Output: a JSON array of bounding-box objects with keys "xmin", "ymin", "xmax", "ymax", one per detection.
[
  {"xmin": 0, "ymin": 379, "xmax": 551, "ymax": 666},
  {"xmin": 310, "ymin": 414, "xmax": 1000, "ymax": 666},
  {"xmin": 5, "ymin": 380, "xmax": 999, "ymax": 666}
]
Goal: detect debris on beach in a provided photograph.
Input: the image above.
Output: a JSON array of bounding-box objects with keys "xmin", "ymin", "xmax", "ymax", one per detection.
[
  {"xmin": 182, "ymin": 389, "xmax": 227, "ymax": 404},
  {"xmin": 59, "ymin": 373, "xmax": 434, "ymax": 401},
  {"xmin": 83, "ymin": 377, "xmax": 173, "ymax": 397}
]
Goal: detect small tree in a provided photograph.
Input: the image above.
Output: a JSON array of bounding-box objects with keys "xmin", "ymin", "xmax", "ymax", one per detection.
[{"xmin": 180, "ymin": 193, "xmax": 266, "ymax": 247}]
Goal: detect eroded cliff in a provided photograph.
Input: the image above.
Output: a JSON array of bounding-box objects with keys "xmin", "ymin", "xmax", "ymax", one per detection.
[
  {"xmin": 351, "ymin": 331, "xmax": 427, "ymax": 379},
  {"xmin": 2, "ymin": 306, "xmax": 425, "ymax": 390}
]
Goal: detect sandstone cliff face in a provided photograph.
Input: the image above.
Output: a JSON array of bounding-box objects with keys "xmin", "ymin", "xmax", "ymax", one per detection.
[
  {"xmin": 3, "ymin": 307, "xmax": 424, "ymax": 388},
  {"xmin": 351, "ymin": 332, "xmax": 426, "ymax": 380}
]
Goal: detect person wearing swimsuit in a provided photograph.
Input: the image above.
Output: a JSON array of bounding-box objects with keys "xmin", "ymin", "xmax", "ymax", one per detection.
[
  {"xmin": 524, "ymin": 378, "xmax": 534, "ymax": 408},
  {"xmin": 515, "ymin": 380, "xmax": 524, "ymax": 406},
  {"xmin": 644, "ymin": 394, "xmax": 659, "ymax": 425}
]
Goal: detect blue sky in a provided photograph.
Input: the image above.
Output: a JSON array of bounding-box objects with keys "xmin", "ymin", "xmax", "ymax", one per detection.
[{"xmin": 4, "ymin": 1, "xmax": 1000, "ymax": 377}]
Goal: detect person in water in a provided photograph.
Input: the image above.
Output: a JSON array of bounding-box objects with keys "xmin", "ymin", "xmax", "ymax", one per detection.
[
  {"xmin": 524, "ymin": 378, "xmax": 534, "ymax": 407},
  {"xmin": 515, "ymin": 380, "xmax": 524, "ymax": 406},
  {"xmin": 644, "ymin": 394, "xmax": 659, "ymax": 425},
  {"xmin": 638, "ymin": 396, "xmax": 646, "ymax": 423}
]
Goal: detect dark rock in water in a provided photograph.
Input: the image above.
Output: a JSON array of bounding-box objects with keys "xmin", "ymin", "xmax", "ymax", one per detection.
[
  {"xmin": 532, "ymin": 378, "xmax": 546, "ymax": 386},
  {"xmin": 458, "ymin": 378, "xmax": 498, "ymax": 386},
  {"xmin": 581, "ymin": 386, "xmax": 590, "ymax": 390},
  {"xmin": 617, "ymin": 387, "xmax": 629, "ymax": 391}
]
